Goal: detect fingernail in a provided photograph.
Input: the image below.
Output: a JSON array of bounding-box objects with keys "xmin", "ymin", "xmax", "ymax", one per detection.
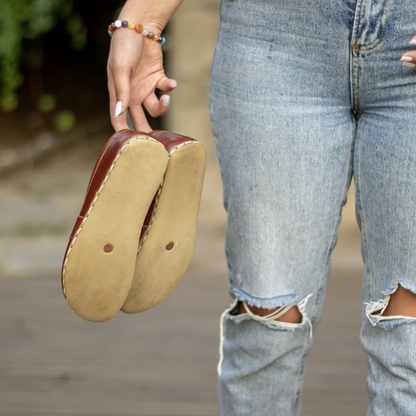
[
  {"xmin": 403, "ymin": 62, "xmax": 416, "ymax": 67},
  {"xmin": 171, "ymin": 82, "xmax": 177, "ymax": 89},
  {"xmin": 410, "ymin": 40, "xmax": 416, "ymax": 45},
  {"xmin": 400, "ymin": 56, "xmax": 413, "ymax": 62},
  {"xmin": 162, "ymin": 96, "xmax": 170, "ymax": 107},
  {"xmin": 114, "ymin": 101, "xmax": 122, "ymax": 117}
]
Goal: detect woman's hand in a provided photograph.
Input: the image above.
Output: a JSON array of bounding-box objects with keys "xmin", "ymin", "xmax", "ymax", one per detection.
[
  {"xmin": 400, "ymin": 35, "xmax": 416, "ymax": 68},
  {"xmin": 107, "ymin": 27, "xmax": 177, "ymax": 132}
]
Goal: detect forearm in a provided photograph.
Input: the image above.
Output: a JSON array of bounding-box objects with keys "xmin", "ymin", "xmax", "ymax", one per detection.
[{"xmin": 118, "ymin": 0, "xmax": 184, "ymax": 33}]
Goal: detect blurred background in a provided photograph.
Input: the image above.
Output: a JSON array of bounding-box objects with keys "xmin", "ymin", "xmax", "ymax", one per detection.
[{"xmin": 0, "ymin": 0, "xmax": 368, "ymax": 415}]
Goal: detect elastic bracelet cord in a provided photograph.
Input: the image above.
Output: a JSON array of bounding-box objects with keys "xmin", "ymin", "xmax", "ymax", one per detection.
[{"xmin": 108, "ymin": 20, "xmax": 166, "ymax": 45}]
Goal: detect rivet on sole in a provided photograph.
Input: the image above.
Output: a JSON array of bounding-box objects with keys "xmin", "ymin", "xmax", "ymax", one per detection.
[
  {"xmin": 104, "ymin": 244, "xmax": 114, "ymax": 253},
  {"xmin": 165, "ymin": 242, "xmax": 175, "ymax": 251}
]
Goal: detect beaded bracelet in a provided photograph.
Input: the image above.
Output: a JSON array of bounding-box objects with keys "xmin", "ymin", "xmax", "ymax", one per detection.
[{"xmin": 108, "ymin": 20, "xmax": 166, "ymax": 45}]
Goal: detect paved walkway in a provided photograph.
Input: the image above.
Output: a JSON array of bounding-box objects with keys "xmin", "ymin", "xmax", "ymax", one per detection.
[{"xmin": 0, "ymin": 134, "xmax": 368, "ymax": 415}]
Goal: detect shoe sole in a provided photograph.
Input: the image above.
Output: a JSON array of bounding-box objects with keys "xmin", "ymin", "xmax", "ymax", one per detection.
[
  {"xmin": 62, "ymin": 134, "xmax": 169, "ymax": 322},
  {"xmin": 121, "ymin": 139, "xmax": 207, "ymax": 313}
]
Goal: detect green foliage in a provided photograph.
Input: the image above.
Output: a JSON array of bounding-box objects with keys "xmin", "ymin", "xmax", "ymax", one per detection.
[
  {"xmin": 54, "ymin": 109, "xmax": 75, "ymax": 131},
  {"xmin": 0, "ymin": 0, "xmax": 87, "ymax": 112},
  {"xmin": 37, "ymin": 93, "xmax": 56, "ymax": 112}
]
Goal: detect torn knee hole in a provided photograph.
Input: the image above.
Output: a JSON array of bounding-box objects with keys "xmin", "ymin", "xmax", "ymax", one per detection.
[
  {"xmin": 366, "ymin": 284, "xmax": 416, "ymax": 329},
  {"xmin": 381, "ymin": 284, "xmax": 416, "ymax": 318},
  {"xmin": 236, "ymin": 301, "xmax": 302, "ymax": 324}
]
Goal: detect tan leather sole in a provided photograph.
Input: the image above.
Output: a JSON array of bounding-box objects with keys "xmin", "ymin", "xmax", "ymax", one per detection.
[
  {"xmin": 62, "ymin": 136, "xmax": 169, "ymax": 322},
  {"xmin": 121, "ymin": 141, "xmax": 207, "ymax": 313}
]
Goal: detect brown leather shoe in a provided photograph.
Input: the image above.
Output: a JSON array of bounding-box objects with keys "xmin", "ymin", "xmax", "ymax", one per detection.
[
  {"xmin": 122, "ymin": 130, "xmax": 207, "ymax": 314},
  {"xmin": 62, "ymin": 130, "xmax": 169, "ymax": 322}
]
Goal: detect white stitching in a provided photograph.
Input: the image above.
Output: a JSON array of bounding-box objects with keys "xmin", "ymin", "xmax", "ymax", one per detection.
[{"xmin": 62, "ymin": 135, "xmax": 163, "ymax": 296}]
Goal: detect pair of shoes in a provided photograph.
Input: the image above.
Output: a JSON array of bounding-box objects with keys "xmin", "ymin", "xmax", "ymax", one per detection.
[{"xmin": 61, "ymin": 129, "xmax": 207, "ymax": 322}]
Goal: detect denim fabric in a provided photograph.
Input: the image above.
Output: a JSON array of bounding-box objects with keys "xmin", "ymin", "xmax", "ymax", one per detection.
[{"xmin": 209, "ymin": 0, "xmax": 416, "ymax": 414}]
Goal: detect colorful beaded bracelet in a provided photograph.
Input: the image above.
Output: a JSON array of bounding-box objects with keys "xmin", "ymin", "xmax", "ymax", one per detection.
[{"xmin": 108, "ymin": 20, "xmax": 166, "ymax": 45}]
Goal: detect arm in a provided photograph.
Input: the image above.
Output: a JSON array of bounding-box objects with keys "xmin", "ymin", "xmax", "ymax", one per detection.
[{"xmin": 107, "ymin": 0, "xmax": 184, "ymax": 132}]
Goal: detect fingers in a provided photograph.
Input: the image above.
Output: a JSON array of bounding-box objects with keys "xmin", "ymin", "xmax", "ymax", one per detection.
[
  {"xmin": 139, "ymin": 75, "xmax": 176, "ymax": 118},
  {"xmin": 143, "ymin": 92, "xmax": 171, "ymax": 119},
  {"xmin": 116, "ymin": 89, "xmax": 171, "ymax": 133},
  {"xmin": 108, "ymin": 65, "xmax": 132, "ymax": 131},
  {"xmin": 156, "ymin": 75, "xmax": 177, "ymax": 92},
  {"xmin": 112, "ymin": 107, "xmax": 129, "ymax": 132},
  {"xmin": 108, "ymin": 49, "xmax": 176, "ymax": 132},
  {"xmin": 141, "ymin": 74, "xmax": 176, "ymax": 118},
  {"xmin": 128, "ymin": 105, "xmax": 152, "ymax": 133},
  {"xmin": 400, "ymin": 36, "xmax": 416, "ymax": 68},
  {"xmin": 108, "ymin": 75, "xmax": 128, "ymax": 131}
]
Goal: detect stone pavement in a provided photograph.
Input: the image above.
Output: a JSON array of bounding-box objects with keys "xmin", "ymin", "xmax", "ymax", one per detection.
[{"xmin": 0, "ymin": 131, "xmax": 368, "ymax": 415}]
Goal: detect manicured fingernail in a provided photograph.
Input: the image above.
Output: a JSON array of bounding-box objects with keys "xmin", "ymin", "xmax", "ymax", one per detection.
[
  {"xmin": 162, "ymin": 96, "xmax": 170, "ymax": 107},
  {"xmin": 114, "ymin": 101, "xmax": 122, "ymax": 117},
  {"xmin": 403, "ymin": 62, "xmax": 416, "ymax": 67},
  {"xmin": 400, "ymin": 56, "xmax": 413, "ymax": 62},
  {"xmin": 410, "ymin": 40, "xmax": 416, "ymax": 45}
]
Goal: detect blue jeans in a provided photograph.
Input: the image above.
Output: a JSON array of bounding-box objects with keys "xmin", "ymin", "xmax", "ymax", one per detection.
[{"xmin": 209, "ymin": 0, "xmax": 416, "ymax": 414}]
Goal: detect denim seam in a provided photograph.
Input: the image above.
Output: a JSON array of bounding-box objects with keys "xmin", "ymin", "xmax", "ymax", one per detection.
[
  {"xmin": 353, "ymin": 0, "xmax": 364, "ymax": 47},
  {"xmin": 351, "ymin": 0, "xmax": 388, "ymax": 51},
  {"xmin": 356, "ymin": 55, "xmax": 360, "ymax": 112},
  {"xmin": 350, "ymin": 46, "xmax": 356, "ymax": 111},
  {"xmin": 354, "ymin": 114, "xmax": 373, "ymax": 297},
  {"xmin": 292, "ymin": 121, "xmax": 356, "ymax": 415},
  {"xmin": 351, "ymin": 47, "xmax": 360, "ymax": 112},
  {"xmin": 291, "ymin": 323, "xmax": 313, "ymax": 415},
  {"xmin": 353, "ymin": 54, "xmax": 360, "ymax": 111}
]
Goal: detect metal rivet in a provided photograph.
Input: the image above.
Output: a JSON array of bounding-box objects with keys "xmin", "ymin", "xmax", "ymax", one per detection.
[
  {"xmin": 104, "ymin": 244, "xmax": 114, "ymax": 253},
  {"xmin": 165, "ymin": 242, "xmax": 175, "ymax": 251}
]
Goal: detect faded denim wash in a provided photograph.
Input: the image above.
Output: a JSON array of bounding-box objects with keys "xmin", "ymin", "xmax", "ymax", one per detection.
[{"xmin": 209, "ymin": 0, "xmax": 416, "ymax": 414}]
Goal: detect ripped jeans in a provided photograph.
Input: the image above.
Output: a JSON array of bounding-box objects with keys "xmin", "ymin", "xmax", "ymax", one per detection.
[{"xmin": 209, "ymin": 0, "xmax": 416, "ymax": 414}]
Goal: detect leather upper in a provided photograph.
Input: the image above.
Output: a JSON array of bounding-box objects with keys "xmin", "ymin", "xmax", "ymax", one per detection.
[{"xmin": 62, "ymin": 129, "xmax": 197, "ymax": 289}]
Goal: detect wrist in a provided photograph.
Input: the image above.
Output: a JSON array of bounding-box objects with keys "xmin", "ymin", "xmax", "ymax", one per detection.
[
  {"xmin": 109, "ymin": 19, "xmax": 166, "ymax": 45},
  {"xmin": 116, "ymin": 15, "xmax": 166, "ymax": 35},
  {"xmin": 117, "ymin": 0, "xmax": 181, "ymax": 33}
]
